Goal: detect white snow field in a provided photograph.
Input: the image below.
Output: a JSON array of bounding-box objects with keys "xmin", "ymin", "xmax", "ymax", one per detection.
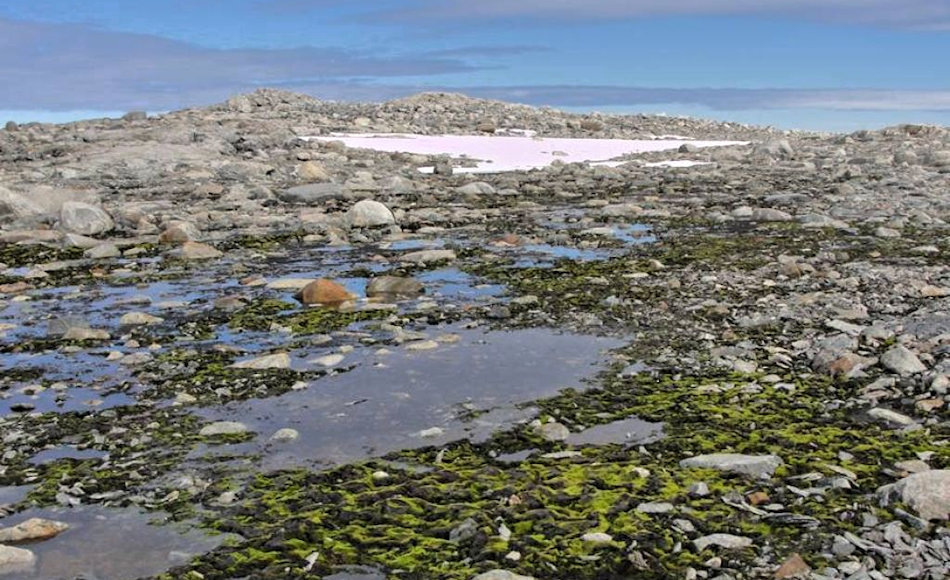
[{"xmin": 306, "ymin": 133, "xmax": 745, "ymax": 174}]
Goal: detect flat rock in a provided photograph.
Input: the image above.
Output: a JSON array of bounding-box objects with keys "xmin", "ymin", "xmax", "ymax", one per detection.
[
  {"xmin": 581, "ymin": 532, "xmax": 614, "ymax": 544},
  {"xmin": 84, "ymin": 243, "xmax": 121, "ymax": 259},
  {"xmin": 231, "ymin": 352, "xmax": 292, "ymax": 370},
  {"xmin": 199, "ymin": 421, "xmax": 249, "ymax": 437},
  {"xmin": 693, "ymin": 533, "xmax": 754, "ymax": 551},
  {"xmin": 680, "ymin": 453, "xmax": 784, "ymax": 478},
  {"xmin": 878, "ymin": 470, "xmax": 950, "ymax": 520},
  {"xmin": 880, "ymin": 345, "xmax": 927, "ymax": 376},
  {"xmin": 400, "ymin": 249, "xmax": 457, "ymax": 265},
  {"xmin": 0, "ymin": 517, "xmax": 69, "ymax": 543},
  {"xmin": 119, "ymin": 312, "xmax": 165, "ymax": 326},
  {"xmin": 177, "ymin": 241, "xmax": 223, "ymax": 260},
  {"xmin": 0, "ymin": 545, "xmax": 36, "ymax": 575},
  {"xmin": 366, "ymin": 276, "xmax": 424, "ymax": 298},
  {"xmin": 277, "ymin": 182, "xmax": 344, "ymax": 203}
]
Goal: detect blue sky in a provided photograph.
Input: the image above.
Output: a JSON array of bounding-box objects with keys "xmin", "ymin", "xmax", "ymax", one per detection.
[{"xmin": 2, "ymin": 0, "xmax": 949, "ymax": 130}]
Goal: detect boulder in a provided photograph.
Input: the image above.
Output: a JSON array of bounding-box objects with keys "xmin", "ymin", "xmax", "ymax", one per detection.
[
  {"xmin": 878, "ymin": 470, "xmax": 950, "ymax": 520},
  {"xmin": 346, "ymin": 200, "xmax": 395, "ymax": 228},
  {"xmin": 59, "ymin": 201, "xmax": 114, "ymax": 235},
  {"xmin": 296, "ymin": 279, "xmax": 355, "ymax": 305}
]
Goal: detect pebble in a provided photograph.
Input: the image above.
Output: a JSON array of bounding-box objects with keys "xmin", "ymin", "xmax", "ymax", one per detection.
[
  {"xmin": 231, "ymin": 352, "xmax": 292, "ymax": 370},
  {"xmin": 270, "ymin": 428, "xmax": 300, "ymax": 442},
  {"xmin": 693, "ymin": 534, "xmax": 753, "ymax": 551}
]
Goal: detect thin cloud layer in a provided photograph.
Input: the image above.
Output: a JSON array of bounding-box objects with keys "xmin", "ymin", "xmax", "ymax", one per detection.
[
  {"xmin": 285, "ymin": 0, "xmax": 950, "ymax": 30},
  {"xmin": 461, "ymin": 86, "xmax": 950, "ymax": 112},
  {"xmin": 0, "ymin": 17, "xmax": 475, "ymax": 111}
]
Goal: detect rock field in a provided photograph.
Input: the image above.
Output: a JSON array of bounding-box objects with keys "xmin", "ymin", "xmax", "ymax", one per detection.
[{"xmin": 0, "ymin": 88, "xmax": 948, "ymax": 579}]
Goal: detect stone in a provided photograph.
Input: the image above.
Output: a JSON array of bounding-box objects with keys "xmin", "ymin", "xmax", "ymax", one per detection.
[
  {"xmin": 84, "ymin": 243, "xmax": 121, "ymax": 259},
  {"xmin": 406, "ymin": 340, "xmax": 439, "ymax": 351},
  {"xmin": 581, "ymin": 532, "xmax": 614, "ymax": 544},
  {"xmin": 199, "ymin": 421, "xmax": 249, "ymax": 437},
  {"xmin": 0, "ymin": 545, "xmax": 36, "ymax": 575},
  {"xmin": 119, "ymin": 312, "xmax": 165, "ymax": 326},
  {"xmin": 774, "ymin": 553, "xmax": 810, "ymax": 579},
  {"xmin": 311, "ymin": 353, "xmax": 345, "ymax": 367},
  {"xmin": 400, "ymin": 249, "xmax": 457, "ymax": 265},
  {"xmin": 231, "ymin": 352, "xmax": 292, "ymax": 370},
  {"xmin": 693, "ymin": 534, "xmax": 754, "ymax": 551},
  {"xmin": 59, "ymin": 201, "xmax": 114, "ymax": 235},
  {"xmin": 752, "ymin": 208, "xmax": 793, "ymax": 222},
  {"xmin": 297, "ymin": 161, "xmax": 331, "ymax": 182},
  {"xmin": 456, "ymin": 182, "xmax": 496, "ymax": 195},
  {"xmin": 366, "ymin": 276, "xmax": 424, "ymax": 298},
  {"xmin": 880, "ymin": 345, "xmax": 927, "ymax": 376},
  {"xmin": 0, "ymin": 517, "xmax": 69, "ymax": 543},
  {"xmin": 296, "ymin": 279, "xmax": 355, "ymax": 305},
  {"xmin": 159, "ymin": 221, "xmax": 201, "ymax": 244},
  {"xmin": 878, "ymin": 470, "xmax": 950, "ymax": 520},
  {"xmin": 277, "ymin": 182, "xmax": 344, "ymax": 203},
  {"xmin": 537, "ymin": 421, "xmax": 570, "ymax": 442},
  {"xmin": 270, "ymin": 428, "xmax": 300, "ymax": 442},
  {"xmin": 680, "ymin": 454, "xmax": 784, "ymax": 478},
  {"xmin": 63, "ymin": 327, "xmax": 111, "ymax": 341},
  {"xmin": 636, "ymin": 502, "xmax": 675, "ymax": 514},
  {"xmin": 177, "ymin": 242, "xmax": 223, "ymax": 260},
  {"xmin": 868, "ymin": 407, "xmax": 917, "ymax": 428},
  {"xmin": 346, "ymin": 200, "xmax": 395, "ymax": 228},
  {"xmin": 471, "ymin": 570, "xmax": 536, "ymax": 580}
]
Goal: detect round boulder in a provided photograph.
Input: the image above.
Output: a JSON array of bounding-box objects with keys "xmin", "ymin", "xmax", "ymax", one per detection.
[{"xmin": 346, "ymin": 200, "xmax": 395, "ymax": 228}]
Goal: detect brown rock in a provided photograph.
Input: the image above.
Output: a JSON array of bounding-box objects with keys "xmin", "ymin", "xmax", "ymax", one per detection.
[
  {"xmin": 774, "ymin": 553, "xmax": 810, "ymax": 578},
  {"xmin": 747, "ymin": 491, "xmax": 770, "ymax": 506},
  {"xmin": 296, "ymin": 279, "xmax": 354, "ymax": 305},
  {"xmin": 0, "ymin": 281, "xmax": 31, "ymax": 294},
  {"xmin": 177, "ymin": 242, "xmax": 223, "ymax": 260},
  {"xmin": 916, "ymin": 398, "xmax": 945, "ymax": 413}
]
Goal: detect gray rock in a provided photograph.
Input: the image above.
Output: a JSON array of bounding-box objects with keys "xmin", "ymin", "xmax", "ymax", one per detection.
[
  {"xmin": 84, "ymin": 243, "xmax": 121, "ymax": 259},
  {"xmin": 537, "ymin": 422, "xmax": 570, "ymax": 442},
  {"xmin": 0, "ymin": 517, "xmax": 69, "ymax": 543},
  {"xmin": 0, "ymin": 545, "xmax": 36, "ymax": 575},
  {"xmin": 878, "ymin": 470, "xmax": 950, "ymax": 520},
  {"xmin": 270, "ymin": 428, "xmax": 299, "ymax": 442},
  {"xmin": 199, "ymin": 421, "xmax": 249, "ymax": 437},
  {"xmin": 637, "ymin": 502, "xmax": 675, "ymax": 514},
  {"xmin": 693, "ymin": 534, "xmax": 754, "ymax": 551},
  {"xmin": 231, "ymin": 352, "xmax": 292, "ymax": 370},
  {"xmin": 450, "ymin": 518, "xmax": 479, "ymax": 542},
  {"xmin": 346, "ymin": 200, "xmax": 395, "ymax": 228},
  {"xmin": 59, "ymin": 201, "xmax": 114, "ymax": 235},
  {"xmin": 581, "ymin": 532, "xmax": 614, "ymax": 544},
  {"xmin": 277, "ymin": 182, "xmax": 344, "ymax": 203},
  {"xmin": 880, "ymin": 345, "xmax": 927, "ymax": 376},
  {"xmin": 751, "ymin": 208, "xmax": 793, "ymax": 222},
  {"xmin": 679, "ymin": 454, "xmax": 784, "ymax": 478},
  {"xmin": 456, "ymin": 182, "xmax": 496, "ymax": 195},
  {"xmin": 401, "ymin": 249, "xmax": 456, "ymax": 265},
  {"xmin": 867, "ymin": 408, "xmax": 917, "ymax": 428},
  {"xmin": 366, "ymin": 276, "xmax": 424, "ymax": 298}
]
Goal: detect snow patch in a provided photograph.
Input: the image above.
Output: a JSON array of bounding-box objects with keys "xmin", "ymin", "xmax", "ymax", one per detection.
[{"xmin": 306, "ymin": 133, "xmax": 745, "ymax": 174}]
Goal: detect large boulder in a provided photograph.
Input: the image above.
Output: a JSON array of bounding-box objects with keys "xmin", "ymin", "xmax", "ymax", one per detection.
[
  {"xmin": 59, "ymin": 201, "xmax": 114, "ymax": 235},
  {"xmin": 346, "ymin": 200, "xmax": 395, "ymax": 228},
  {"xmin": 878, "ymin": 470, "xmax": 950, "ymax": 520}
]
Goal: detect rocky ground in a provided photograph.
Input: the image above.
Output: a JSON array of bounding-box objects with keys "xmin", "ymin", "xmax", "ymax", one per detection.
[{"xmin": 0, "ymin": 89, "xmax": 948, "ymax": 579}]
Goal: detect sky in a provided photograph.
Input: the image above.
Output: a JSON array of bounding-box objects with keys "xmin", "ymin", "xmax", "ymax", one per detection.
[{"xmin": 1, "ymin": 1, "xmax": 949, "ymax": 131}]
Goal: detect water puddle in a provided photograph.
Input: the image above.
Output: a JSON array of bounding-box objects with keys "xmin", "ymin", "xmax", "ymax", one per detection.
[
  {"xmin": 199, "ymin": 326, "xmax": 621, "ymax": 468},
  {"xmin": 565, "ymin": 417, "xmax": 663, "ymax": 447},
  {"xmin": 8, "ymin": 506, "xmax": 223, "ymax": 580}
]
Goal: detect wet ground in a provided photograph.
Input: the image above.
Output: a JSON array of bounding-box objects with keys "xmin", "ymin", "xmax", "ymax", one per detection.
[{"xmin": 0, "ymin": 221, "xmax": 655, "ymax": 578}]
